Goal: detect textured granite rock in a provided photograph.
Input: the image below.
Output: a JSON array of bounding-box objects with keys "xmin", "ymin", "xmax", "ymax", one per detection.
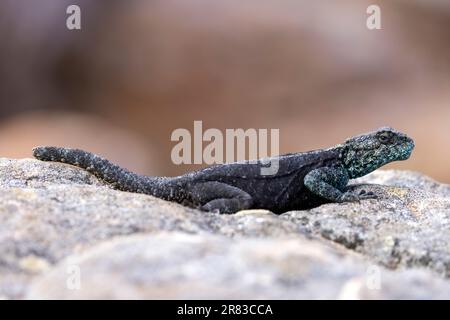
[
  {"xmin": 0, "ymin": 159, "xmax": 212, "ymax": 298},
  {"xmin": 26, "ymin": 232, "xmax": 450, "ymax": 300},
  {"xmin": 282, "ymin": 171, "xmax": 450, "ymax": 277},
  {"xmin": 0, "ymin": 158, "xmax": 449, "ymax": 299}
]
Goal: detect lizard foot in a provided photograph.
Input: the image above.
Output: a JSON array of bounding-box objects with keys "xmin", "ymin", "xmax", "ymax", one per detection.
[
  {"xmin": 201, "ymin": 198, "xmax": 248, "ymax": 214},
  {"xmin": 357, "ymin": 189, "xmax": 378, "ymax": 199},
  {"xmin": 340, "ymin": 190, "xmax": 377, "ymax": 203}
]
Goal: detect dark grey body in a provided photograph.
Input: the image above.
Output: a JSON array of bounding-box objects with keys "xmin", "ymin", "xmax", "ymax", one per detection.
[
  {"xmin": 179, "ymin": 149, "xmax": 340, "ymax": 213},
  {"xmin": 32, "ymin": 127, "xmax": 414, "ymax": 214}
]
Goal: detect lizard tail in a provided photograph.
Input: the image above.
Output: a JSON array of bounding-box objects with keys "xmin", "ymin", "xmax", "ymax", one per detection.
[{"xmin": 32, "ymin": 146, "xmax": 176, "ymax": 199}]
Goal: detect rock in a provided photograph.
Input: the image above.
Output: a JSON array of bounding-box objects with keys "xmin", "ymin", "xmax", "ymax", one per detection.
[
  {"xmin": 0, "ymin": 158, "xmax": 211, "ymax": 298},
  {"xmin": 282, "ymin": 170, "xmax": 450, "ymax": 277},
  {"xmin": 26, "ymin": 232, "xmax": 450, "ymax": 300},
  {"xmin": 0, "ymin": 158, "xmax": 449, "ymax": 299}
]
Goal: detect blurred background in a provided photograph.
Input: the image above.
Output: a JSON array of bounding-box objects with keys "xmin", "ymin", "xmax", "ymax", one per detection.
[{"xmin": 0, "ymin": 0, "xmax": 449, "ymax": 181}]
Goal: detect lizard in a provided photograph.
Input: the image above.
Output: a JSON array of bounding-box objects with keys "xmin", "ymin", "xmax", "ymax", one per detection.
[{"xmin": 32, "ymin": 127, "xmax": 414, "ymax": 214}]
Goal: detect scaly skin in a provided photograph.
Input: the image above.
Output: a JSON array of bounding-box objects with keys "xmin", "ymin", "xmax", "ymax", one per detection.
[{"xmin": 32, "ymin": 127, "xmax": 414, "ymax": 214}]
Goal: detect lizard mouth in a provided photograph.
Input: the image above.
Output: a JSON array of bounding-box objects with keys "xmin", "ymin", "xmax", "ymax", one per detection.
[{"xmin": 396, "ymin": 139, "xmax": 415, "ymax": 161}]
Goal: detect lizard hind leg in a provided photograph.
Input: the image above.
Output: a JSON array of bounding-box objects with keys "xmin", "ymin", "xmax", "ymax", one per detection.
[{"xmin": 188, "ymin": 181, "xmax": 253, "ymax": 214}]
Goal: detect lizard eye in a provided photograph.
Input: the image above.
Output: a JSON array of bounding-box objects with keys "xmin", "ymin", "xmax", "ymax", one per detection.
[{"xmin": 378, "ymin": 132, "xmax": 391, "ymax": 144}]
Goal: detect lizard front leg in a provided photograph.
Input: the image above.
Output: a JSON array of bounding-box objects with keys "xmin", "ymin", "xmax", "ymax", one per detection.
[
  {"xmin": 188, "ymin": 181, "xmax": 253, "ymax": 214},
  {"xmin": 304, "ymin": 167, "xmax": 376, "ymax": 203}
]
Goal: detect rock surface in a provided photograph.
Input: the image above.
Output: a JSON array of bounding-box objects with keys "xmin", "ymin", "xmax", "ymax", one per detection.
[
  {"xmin": 0, "ymin": 158, "xmax": 449, "ymax": 299},
  {"xmin": 26, "ymin": 232, "xmax": 450, "ymax": 300},
  {"xmin": 282, "ymin": 171, "xmax": 450, "ymax": 277}
]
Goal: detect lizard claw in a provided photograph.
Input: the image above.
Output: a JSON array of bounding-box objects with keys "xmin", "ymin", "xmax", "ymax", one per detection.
[
  {"xmin": 340, "ymin": 190, "xmax": 377, "ymax": 203},
  {"xmin": 359, "ymin": 192, "xmax": 378, "ymax": 200},
  {"xmin": 340, "ymin": 192, "xmax": 360, "ymax": 203},
  {"xmin": 358, "ymin": 189, "xmax": 377, "ymax": 199}
]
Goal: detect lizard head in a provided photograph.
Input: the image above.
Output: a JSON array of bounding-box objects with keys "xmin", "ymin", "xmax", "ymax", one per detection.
[{"xmin": 341, "ymin": 127, "xmax": 414, "ymax": 178}]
